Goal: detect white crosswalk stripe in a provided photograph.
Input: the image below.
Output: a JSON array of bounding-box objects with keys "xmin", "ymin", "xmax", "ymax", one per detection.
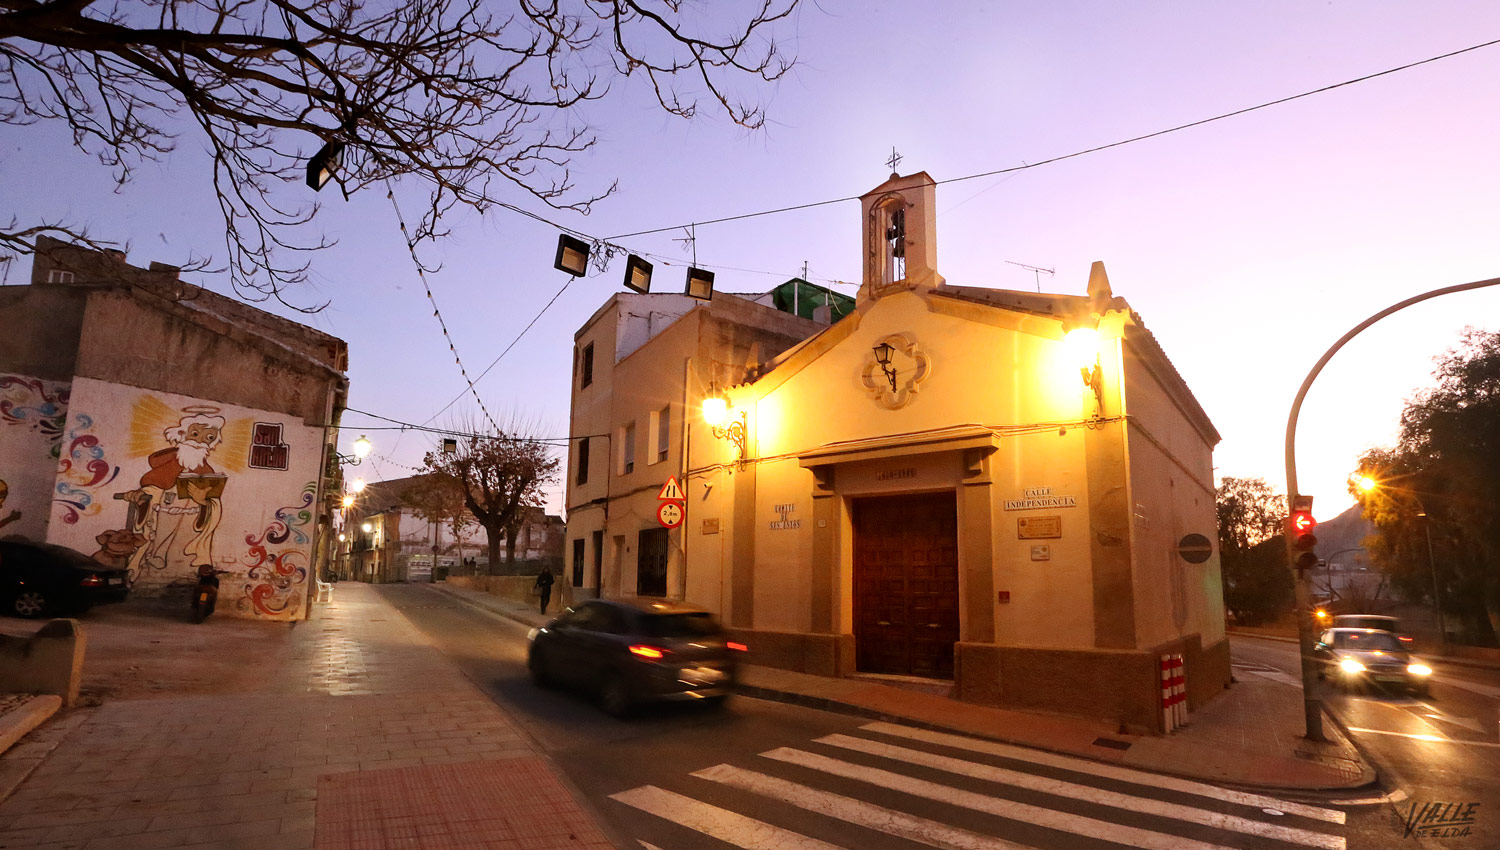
[
  {"xmin": 609, "ymin": 723, "xmax": 1348, "ymax": 850},
  {"xmin": 862, "ymin": 722, "xmax": 1347, "ymax": 825},
  {"xmin": 693, "ymin": 763, "xmax": 1033, "ymax": 850},
  {"xmin": 612, "ymin": 786, "xmax": 846, "ymax": 850},
  {"xmin": 816, "ymin": 733, "xmax": 1343, "ymax": 849}
]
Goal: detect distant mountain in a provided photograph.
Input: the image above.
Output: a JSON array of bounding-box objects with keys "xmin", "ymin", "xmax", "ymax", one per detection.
[{"xmin": 1317, "ymin": 503, "xmax": 1377, "ymax": 567}]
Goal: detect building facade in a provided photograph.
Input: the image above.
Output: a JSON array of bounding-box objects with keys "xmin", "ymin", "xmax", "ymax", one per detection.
[
  {"xmin": 564, "ymin": 173, "xmax": 1229, "ymax": 732},
  {"xmin": 0, "ymin": 237, "xmax": 348, "ymax": 620},
  {"xmin": 337, "ymin": 475, "xmax": 563, "ymax": 583}
]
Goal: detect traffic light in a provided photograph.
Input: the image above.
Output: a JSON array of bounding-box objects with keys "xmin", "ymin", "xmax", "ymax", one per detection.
[{"xmin": 1290, "ymin": 508, "xmax": 1318, "ymax": 572}]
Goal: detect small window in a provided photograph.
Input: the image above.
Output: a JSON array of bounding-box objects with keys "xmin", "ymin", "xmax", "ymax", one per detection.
[
  {"xmin": 580, "ymin": 343, "xmax": 595, "ymax": 388},
  {"xmin": 46, "ymin": 269, "xmax": 75, "ymax": 284},
  {"xmin": 656, "ymin": 404, "xmax": 670, "ymax": 463},
  {"xmin": 576, "ymin": 437, "xmax": 590, "ymax": 486},
  {"xmin": 622, "ymin": 421, "xmax": 636, "ymax": 475},
  {"xmin": 572, "ymin": 539, "xmax": 585, "ymax": 587}
]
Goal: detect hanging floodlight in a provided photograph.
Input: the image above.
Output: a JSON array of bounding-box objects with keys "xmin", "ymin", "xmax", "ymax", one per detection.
[
  {"xmin": 305, "ymin": 140, "xmax": 345, "ymax": 192},
  {"xmin": 685, "ymin": 266, "xmax": 715, "ymax": 301},
  {"xmin": 554, "ymin": 234, "xmax": 590, "ymax": 277},
  {"xmin": 623, "ymin": 254, "xmax": 653, "ymax": 294}
]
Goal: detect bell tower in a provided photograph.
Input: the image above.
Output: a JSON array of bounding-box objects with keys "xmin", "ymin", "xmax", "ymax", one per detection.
[{"xmin": 858, "ymin": 170, "xmax": 942, "ymax": 303}]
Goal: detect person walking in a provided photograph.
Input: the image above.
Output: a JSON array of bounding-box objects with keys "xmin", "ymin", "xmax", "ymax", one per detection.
[{"xmin": 534, "ymin": 568, "xmax": 555, "ymax": 614}]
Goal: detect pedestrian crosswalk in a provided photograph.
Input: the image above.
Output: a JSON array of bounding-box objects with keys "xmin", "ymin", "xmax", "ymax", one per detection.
[{"xmin": 610, "ymin": 721, "xmax": 1347, "ymax": 850}]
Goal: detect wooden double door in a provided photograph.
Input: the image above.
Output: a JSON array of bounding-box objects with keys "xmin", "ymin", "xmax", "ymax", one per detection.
[{"xmin": 853, "ymin": 492, "xmax": 959, "ymax": 679}]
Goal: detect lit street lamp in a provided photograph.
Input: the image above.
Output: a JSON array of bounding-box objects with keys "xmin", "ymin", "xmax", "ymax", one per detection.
[{"xmin": 1354, "ymin": 474, "xmax": 1447, "ymax": 651}]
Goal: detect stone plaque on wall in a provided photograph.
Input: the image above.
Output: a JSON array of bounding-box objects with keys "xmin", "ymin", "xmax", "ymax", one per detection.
[{"xmin": 1017, "ymin": 515, "xmax": 1062, "ymax": 539}]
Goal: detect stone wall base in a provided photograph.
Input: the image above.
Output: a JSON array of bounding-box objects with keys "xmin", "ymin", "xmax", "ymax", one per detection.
[{"xmin": 732, "ymin": 628, "xmax": 1232, "ymax": 735}]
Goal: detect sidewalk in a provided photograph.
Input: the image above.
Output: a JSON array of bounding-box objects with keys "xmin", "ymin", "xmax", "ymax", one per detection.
[
  {"xmin": 0, "ymin": 584, "xmax": 618, "ymax": 850},
  {"xmin": 434, "ymin": 582, "xmax": 1373, "ymax": 792}
]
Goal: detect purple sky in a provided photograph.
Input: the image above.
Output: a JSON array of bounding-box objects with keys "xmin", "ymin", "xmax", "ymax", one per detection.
[{"xmin": 6, "ymin": 2, "xmax": 1500, "ymax": 522}]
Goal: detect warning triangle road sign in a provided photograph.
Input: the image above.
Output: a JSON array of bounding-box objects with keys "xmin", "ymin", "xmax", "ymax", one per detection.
[{"xmin": 657, "ymin": 476, "xmax": 684, "ymax": 501}]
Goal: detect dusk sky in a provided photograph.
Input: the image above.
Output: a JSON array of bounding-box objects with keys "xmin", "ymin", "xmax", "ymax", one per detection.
[{"xmin": 6, "ymin": 2, "xmax": 1500, "ymax": 522}]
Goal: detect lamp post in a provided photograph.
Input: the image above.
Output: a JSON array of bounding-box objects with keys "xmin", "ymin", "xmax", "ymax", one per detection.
[
  {"xmin": 1417, "ymin": 507, "xmax": 1447, "ymax": 651},
  {"xmin": 1285, "ymin": 274, "xmax": 1500, "ymax": 742},
  {"xmin": 1355, "ymin": 475, "xmax": 1447, "ymax": 651}
]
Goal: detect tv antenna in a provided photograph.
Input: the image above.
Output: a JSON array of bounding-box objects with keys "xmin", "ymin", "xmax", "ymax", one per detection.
[{"xmin": 1004, "ymin": 260, "xmax": 1054, "ymax": 293}]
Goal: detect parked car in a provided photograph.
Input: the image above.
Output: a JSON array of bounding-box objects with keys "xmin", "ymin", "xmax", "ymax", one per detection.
[
  {"xmin": 526, "ymin": 597, "xmax": 745, "ymax": 716},
  {"xmin": 1332, "ymin": 614, "xmax": 1414, "ymax": 645},
  {"xmin": 1314, "ymin": 627, "xmax": 1432, "ymax": 696},
  {"xmin": 0, "ymin": 539, "xmax": 130, "ymax": 618}
]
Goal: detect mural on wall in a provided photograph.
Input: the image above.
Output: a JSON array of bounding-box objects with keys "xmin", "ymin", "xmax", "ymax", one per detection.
[
  {"xmin": 237, "ymin": 481, "xmax": 316, "ymax": 617},
  {"xmin": 107, "ymin": 395, "xmax": 255, "ymax": 587},
  {"xmin": 0, "ymin": 376, "xmax": 69, "ymax": 445},
  {"xmin": 53, "ymin": 415, "xmax": 121, "ymax": 525},
  {"xmin": 43, "ymin": 378, "xmax": 322, "ymax": 620},
  {"xmin": 0, "ymin": 480, "xmax": 19, "ymax": 532},
  {"xmin": 1, "ymin": 375, "xmax": 72, "ymax": 540}
]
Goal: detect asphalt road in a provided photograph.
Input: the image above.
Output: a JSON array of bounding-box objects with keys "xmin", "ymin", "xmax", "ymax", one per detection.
[
  {"xmin": 383, "ymin": 583, "xmax": 1353, "ymax": 850},
  {"xmin": 1233, "ymin": 635, "xmax": 1500, "ymax": 848}
]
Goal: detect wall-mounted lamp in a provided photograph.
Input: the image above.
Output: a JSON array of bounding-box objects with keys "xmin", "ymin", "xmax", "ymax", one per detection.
[
  {"xmin": 872, "ymin": 342, "xmax": 898, "ymax": 392},
  {"xmin": 350, "ymin": 477, "xmax": 367, "ymax": 494},
  {"xmin": 685, "ymin": 267, "xmax": 715, "ymax": 301},
  {"xmin": 361, "ymin": 522, "xmax": 374, "ymax": 533},
  {"xmin": 701, "ymin": 390, "xmax": 746, "ymax": 462},
  {"xmin": 1063, "ymin": 327, "xmax": 1104, "ymax": 415},
  {"xmin": 334, "ymin": 433, "xmax": 372, "ymax": 467},
  {"xmin": 624, "ymin": 254, "xmax": 653, "ymax": 293},
  {"xmin": 341, "ymin": 494, "xmax": 356, "ymax": 509},
  {"xmin": 338, "ymin": 533, "xmax": 347, "ymax": 542},
  {"xmin": 554, "ymin": 234, "xmax": 590, "ymax": 277}
]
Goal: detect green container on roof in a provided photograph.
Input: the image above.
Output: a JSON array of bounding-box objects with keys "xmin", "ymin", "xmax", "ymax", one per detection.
[{"xmin": 770, "ymin": 278, "xmax": 855, "ymax": 323}]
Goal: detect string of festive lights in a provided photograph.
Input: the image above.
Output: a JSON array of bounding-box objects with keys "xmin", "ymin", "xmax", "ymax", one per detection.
[{"xmin": 385, "ymin": 182, "xmax": 503, "ymax": 435}]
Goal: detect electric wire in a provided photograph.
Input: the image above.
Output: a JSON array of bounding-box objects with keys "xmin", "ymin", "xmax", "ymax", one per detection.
[
  {"xmin": 399, "ymin": 35, "xmax": 1500, "ymax": 431},
  {"xmin": 603, "ymin": 35, "xmax": 1500, "ymax": 241}
]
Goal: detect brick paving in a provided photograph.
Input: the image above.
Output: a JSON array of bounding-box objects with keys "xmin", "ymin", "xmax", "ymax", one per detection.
[{"xmin": 0, "ymin": 584, "xmax": 615, "ymax": 850}]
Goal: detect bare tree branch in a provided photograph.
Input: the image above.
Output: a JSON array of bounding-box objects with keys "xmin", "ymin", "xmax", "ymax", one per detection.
[{"xmin": 2, "ymin": 0, "xmax": 800, "ymax": 310}]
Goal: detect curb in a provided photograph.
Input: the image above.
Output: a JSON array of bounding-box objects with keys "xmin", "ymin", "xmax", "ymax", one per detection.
[
  {"xmin": 0, "ymin": 695, "xmax": 61, "ymax": 756},
  {"xmin": 734, "ymin": 682, "xmax": 1374, "ymax": 794},
  {"xmin": 429, "ymin": 583, "xmax": 547, "ymax": 630}
]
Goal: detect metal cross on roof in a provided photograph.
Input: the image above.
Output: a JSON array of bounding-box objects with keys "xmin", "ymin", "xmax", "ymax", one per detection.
[{"xmin": 886, "ymin": 147, "xmax": 903, "ymax": 174}]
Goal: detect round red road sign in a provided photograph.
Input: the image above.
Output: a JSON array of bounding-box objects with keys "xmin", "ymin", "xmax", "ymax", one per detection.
[{"xmin": 656, "ymin": 500, "xmax": 685, "ymax": 529}]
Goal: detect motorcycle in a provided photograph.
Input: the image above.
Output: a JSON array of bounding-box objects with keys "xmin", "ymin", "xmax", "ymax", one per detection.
[{"xmin": 191, "ymin": 566, "xmax": 227, "ymax": 623}]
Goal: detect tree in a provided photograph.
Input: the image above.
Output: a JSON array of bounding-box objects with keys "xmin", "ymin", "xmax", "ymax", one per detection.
[
  {"xmin": 2, "ymin": 0, "xmax": 798, "ymax": 309},
  {"xmin": 1354, "ymin": 328, "xmax": 1500, "ymax": 645},
  {"xmin": 1216, "ymin": 476, "xmax": 1292, "ymax": 626},
  {"xmin": 420, "ymin": 423, "xmax": 558, "ymax": 574}
]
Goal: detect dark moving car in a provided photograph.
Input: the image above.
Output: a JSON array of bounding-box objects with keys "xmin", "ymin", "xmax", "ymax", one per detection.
[
  {"xmin": 1314, "ymin": 627, "xmax": 1433, "ymax": 696},
  {"xmin": 0, "ymin": 539, "xmax": 130, "ymax": 618},
  {"xmin": 527, "ymin": 597, "xmax": 745, "ymax": 716}
]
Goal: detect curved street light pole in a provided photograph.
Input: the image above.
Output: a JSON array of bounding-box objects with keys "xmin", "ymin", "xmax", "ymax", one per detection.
[{"xmin": 1284, "ymin": 274, "xmax": 1500, "ymax": 742}]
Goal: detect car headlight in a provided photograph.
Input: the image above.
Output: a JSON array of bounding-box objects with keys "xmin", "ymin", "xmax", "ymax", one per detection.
[
  {"xmin": 1408, "ymin": 663, "xmax": 1433, "ymax": 676},
  {"xmin": 1339, "ymin": 658, "xmax": 1366, "ymax": 674}
]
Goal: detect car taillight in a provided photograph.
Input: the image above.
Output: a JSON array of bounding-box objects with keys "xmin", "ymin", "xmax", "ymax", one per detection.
[
  {"xmin": 1398, "ymin": 635, "xmax": 1414, "ymax": 643},
  {"xmin": 727, "ymin": 641, "xmax": 748, "ymax": 652},
  {"xmin": 80, "ymin": 574, "xmax": 103, "ymax": 587},
  {"xmin": 628, "ymin": 645, "xmax": 669, "ymax": 660}
]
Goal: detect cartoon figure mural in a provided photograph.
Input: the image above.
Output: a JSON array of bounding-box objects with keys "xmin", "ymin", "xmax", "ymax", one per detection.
[{"xmin": 110, "ymin": 397, "xmax": 254, "ymax": 588}]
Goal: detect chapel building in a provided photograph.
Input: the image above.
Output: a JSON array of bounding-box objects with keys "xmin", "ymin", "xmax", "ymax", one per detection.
[{"xmin": 564, "ymin": 172, "xmax": 1227, "ymax": 731}]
